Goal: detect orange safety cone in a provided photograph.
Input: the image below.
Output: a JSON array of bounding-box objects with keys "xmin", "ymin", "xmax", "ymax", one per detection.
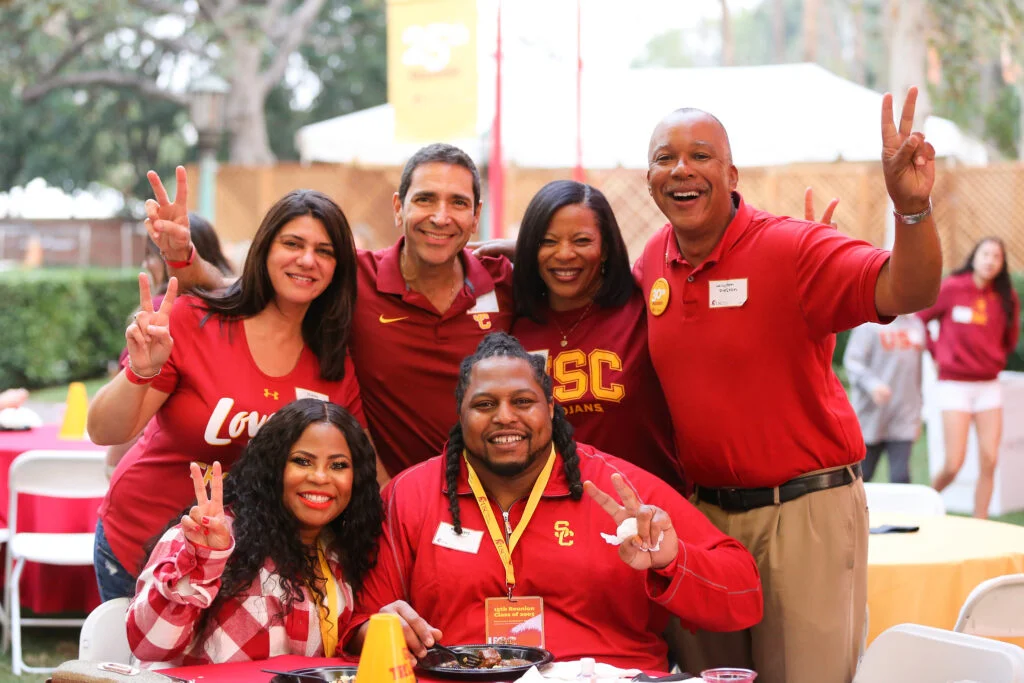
[
  {"xmin": 57, "ymin": 382, "xmax": 89, "ymax": 440},
  {"xmin": 355, "ymin": 613, "xmax": 417, "ymax": 683}
]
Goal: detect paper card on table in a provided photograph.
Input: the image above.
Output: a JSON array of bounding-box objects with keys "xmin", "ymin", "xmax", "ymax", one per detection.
[{"xmin": 485, "ymin": 596, "xmax": 544, "ymax": 648}]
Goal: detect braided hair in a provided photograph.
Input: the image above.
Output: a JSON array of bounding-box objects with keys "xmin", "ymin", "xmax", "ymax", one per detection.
[{"xmin": 445, "ymin": 332, "xmax": 583, "ymax": 533}]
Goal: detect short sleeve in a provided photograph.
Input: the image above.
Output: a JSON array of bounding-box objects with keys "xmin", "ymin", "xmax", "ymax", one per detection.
[{"xmin": 793, "ymin": 222, "xmax": 891, "ymax": 337}]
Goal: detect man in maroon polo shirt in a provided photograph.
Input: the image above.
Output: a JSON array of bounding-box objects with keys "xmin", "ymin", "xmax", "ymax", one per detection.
[
  {"xmin": 634, "ymin": 89, "xmax": 941, "ymax": 683},
  {"xmin": 154, "ymin": 144, "xmax": 514, "ymax": 481}
]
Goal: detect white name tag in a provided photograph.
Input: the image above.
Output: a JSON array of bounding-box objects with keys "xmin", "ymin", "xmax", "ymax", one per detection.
[
  {"xmin": 468, "ymin": 290, "xmax": 500, "ymax": 314},
  {"xmin": 709, "ymin": 278, "xmax": 748, "ymax": 308},
  {"xmin": 951, "ymin": 305, "xmax": 974, "ymax": 324},
  {"xmin": 432, "ymin": 522, "xmax": 484, "ymax": 554},
  {"xmin": 295, "ymin": 387, "xmax": 330, "ymax": 402}
]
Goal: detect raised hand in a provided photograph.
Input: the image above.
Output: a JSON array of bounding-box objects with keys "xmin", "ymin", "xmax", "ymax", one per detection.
[
  {"xmin": 804, "ymin": 186, "xmax": 839, "ymax": 227},
  {"xmin": 584, "ymin": 472, "xmax": 679, "ymax": 571},
  {"xmin": 145, "ymin": 166, "xmax": 192, "ymax": 262},
  {"xmin": 181, "ymin": 461, "xmax": 231, "ymax": 550},
  {"xmin": 881, "ymin": 87, "xmax": 936, "ymax": 215},
  {"xmin": 125, "ymin": 273, "xmax": 178, "ymax": 377}
]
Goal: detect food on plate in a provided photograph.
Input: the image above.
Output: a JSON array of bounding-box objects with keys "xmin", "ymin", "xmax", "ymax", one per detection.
[{"xmin": 436, "ymin": 647, "xmax": 532, "ymax": 670}]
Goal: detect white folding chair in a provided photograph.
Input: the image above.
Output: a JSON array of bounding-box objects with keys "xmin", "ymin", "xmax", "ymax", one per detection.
[
  {"xmin": 4, "ymin": 449, "xmax": 107, "ymax": 675},
  {"xmin": 955, "ymin": 574, "xmax": 1024, "ymax": 637},
  {"xmin": 864, "ymin": 482, "xmax": 946, "ymax": 516},
  {"xmin": 854, "ymin": 623, "xmax": 1024, "ymax": 683},
  {"xmin": 79, "ymin": 597, "xmax": 133, "ymax": 664}
]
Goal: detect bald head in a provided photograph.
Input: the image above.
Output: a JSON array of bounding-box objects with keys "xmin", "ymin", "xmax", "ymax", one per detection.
[{"xmin": 649, "ymin": 108, "xmax": 733, "ymax": 166}]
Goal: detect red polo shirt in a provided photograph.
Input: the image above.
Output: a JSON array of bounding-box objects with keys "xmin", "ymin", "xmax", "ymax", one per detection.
[
  {"xmin": 635, "ymin": 193, "xmax": 891, "ymax": 488},
  {"xmin": 351, "ymin": 240, "xmax": 515, "ymax": 475}
]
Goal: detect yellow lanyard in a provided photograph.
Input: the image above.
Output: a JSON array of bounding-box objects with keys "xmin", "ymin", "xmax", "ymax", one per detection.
[
  {"xmin": 315, "ymin": 541, "xmax": 340, "ymax": 657},
  {"xmin": 463, "ymin": 445, "xmax": 556, "ymax": 599}
]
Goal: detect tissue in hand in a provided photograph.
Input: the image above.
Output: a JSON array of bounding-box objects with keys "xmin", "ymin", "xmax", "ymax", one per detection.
[{"xmin": 599, "ymin": 518, "xmax": 663, "ymax": 551}]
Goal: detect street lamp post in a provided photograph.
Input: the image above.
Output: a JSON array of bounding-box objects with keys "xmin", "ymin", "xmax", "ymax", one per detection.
[{"xmin": 188, "ymin": 74, "xmax": 229, "ymax": 224}]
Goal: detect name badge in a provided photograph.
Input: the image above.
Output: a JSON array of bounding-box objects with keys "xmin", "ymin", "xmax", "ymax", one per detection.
[
  {"xmin": 709, "ymin": 278, "xmax": 748, "ymax": 308},
  {"xmin": 468, "ymin": 291, "xmax": 500, "ymax": 314},
  {"xmin": 432, "ymin": 522, "xmax": 483, "ymax": 554},
  {"xmin": 951, "ymin": 305, "xmax": 974, "ymax": 324},
  {"xmin": 484, "ymin": 596, "xmax": 545, "ymax": 648},
  {"xmin": 295, "ymin": 387, "xmax": 330, "ymax": 402}
]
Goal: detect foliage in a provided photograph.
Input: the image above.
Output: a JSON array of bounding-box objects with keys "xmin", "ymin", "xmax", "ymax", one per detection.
[{"xmin": 0, "ymin": 268, "xmax": 138, "ymax": 388}]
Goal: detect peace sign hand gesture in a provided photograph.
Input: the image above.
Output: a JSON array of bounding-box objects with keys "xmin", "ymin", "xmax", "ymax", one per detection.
[
  {"xmin": 125, "ymin": 273, "xmax": 178, "ymax": 378},
  {"xmin": 181, "ymin": 461, "xmax": 231, "ymax": 551},
  {"xmin": 881, "ymin": 87, "xmax": 936, "ymax": 215},
  {"xmin": 584, "ymin": 472, "xmax": 679, "ymax": 571},
  {"xmin": 145, "ymin": 166, "xmax": 192, "ymax": 262}
]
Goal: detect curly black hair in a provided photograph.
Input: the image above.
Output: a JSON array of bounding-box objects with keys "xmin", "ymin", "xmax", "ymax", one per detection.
[
  {"xmin": 444, "ymin": 332, "xmax": 582, "ymax": 533},
  {"xmin": 215, "ymin": 398, "xmax": 382, "ymax": 610}
]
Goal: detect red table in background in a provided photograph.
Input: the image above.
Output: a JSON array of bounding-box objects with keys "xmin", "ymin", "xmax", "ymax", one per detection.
[{"xmin": 0, "ymin": 424, "xmax": 104, "ymax": 614}]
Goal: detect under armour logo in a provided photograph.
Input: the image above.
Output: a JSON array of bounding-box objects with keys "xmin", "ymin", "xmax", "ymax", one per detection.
[{"xmin": 263, "ymin": 389, "xmax": 279, "ymax": 400}]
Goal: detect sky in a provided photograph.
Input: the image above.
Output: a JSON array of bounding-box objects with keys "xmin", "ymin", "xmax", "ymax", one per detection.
[{"xmin": 0, "ymin": 0, "xmax": 764, "ymax": 218}]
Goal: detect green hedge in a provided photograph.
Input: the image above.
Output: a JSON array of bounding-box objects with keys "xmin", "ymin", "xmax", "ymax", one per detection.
[
  {"xmin": 0, "ymin": 268, "xmax": 139, "ymax": 388},
  {"xmin": 834, "ymin": 272, "xmax": 1024, "ymax": 372}
]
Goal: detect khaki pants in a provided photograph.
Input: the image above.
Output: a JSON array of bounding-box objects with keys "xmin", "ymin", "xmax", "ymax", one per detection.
[{"xmin": 678, "ymin": 473, "xmax": 868, "ymax": 683}]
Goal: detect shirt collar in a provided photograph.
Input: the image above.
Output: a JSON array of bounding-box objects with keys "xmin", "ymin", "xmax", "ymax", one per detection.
[
  {"xmin": 665, "ymin": 191, "xmax": 756, "ymax": 270},
  {"xmin": 376, "ymin": 236, "xmax": 498, "ymax": 299}
]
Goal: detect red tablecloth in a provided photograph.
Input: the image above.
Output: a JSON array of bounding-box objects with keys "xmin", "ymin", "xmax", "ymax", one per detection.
[
  {"xmin": 164, "ymin": 655, "xmax": 663, "ymax": 683},
  {"xmin": 0, "ymin": 424, "xmax": 104, "ymax": 614}
]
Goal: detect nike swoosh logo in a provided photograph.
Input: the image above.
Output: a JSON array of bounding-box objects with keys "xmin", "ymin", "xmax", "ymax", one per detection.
[{"xmin": 379, "ymin": 314, "xmax": 409, "ymax": 324}]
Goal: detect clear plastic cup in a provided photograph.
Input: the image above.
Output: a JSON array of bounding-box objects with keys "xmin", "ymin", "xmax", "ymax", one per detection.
[{"xmin": 700, "ymin": 668, "xmax": 758, "ymax": 682}]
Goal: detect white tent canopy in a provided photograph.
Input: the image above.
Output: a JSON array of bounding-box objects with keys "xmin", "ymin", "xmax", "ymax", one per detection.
[{"xmin": 295, "ymin": 63, "xmax": 987, "ymax": 169}]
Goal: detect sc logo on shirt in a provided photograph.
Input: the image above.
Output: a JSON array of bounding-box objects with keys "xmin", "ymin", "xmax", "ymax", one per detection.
[{"xmin": 553, "ymin": 521, "xmax": 574, "ymax": 546}]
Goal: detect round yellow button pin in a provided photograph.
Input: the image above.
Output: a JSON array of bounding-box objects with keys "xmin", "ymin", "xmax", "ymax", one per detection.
[{"xmin": 649, "ymin": 277, "xmax": 670, "ymax": 316}]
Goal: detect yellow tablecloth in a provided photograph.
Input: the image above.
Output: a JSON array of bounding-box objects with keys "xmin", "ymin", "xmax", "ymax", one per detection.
[{"xmin": 868, "ymin": 513, "xmax": 1024, "ymax": 647}]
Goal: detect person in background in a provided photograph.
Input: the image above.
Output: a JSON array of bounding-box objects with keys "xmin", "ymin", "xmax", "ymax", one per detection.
[
  {"xmin": 917, "ymin": 237, "xmax": 1020, "ymax": 518},
  {"xmin": 510, "ymin": 180, "xmax": 684, "ymax": 491},
  {"xmin": 635, "ymin": 87, "xmax": 941, "ymax": 683},
  {"xmin": 0, "ymin": 388, "xmax": 29, "ymax": 410},
  {"xmin": 343, "ymin": 333, "xmax": 761, "ymax": 672},
  {"xmin": 88, "ymin": 173, "xmax": 365, "ymax": 601},
  {"xmin": 843, "ymin": 315, "xmax": 926, "ymax": 484},
  {"xmin": 128, "ymin": 399, "xmax": 382, "ymax": 665},
  {"xmin": 106, "ymin": 214, "xmax": 237, "ymax": 476}
]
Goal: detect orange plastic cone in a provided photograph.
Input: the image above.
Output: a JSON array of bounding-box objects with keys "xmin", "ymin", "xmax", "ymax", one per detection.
[
  {"xmin": 355, "ymin": 613, "xmax": 417, "ymax": 683},
  {"xmin": 57, "ymin": 382, "xmax": 89, "ymax": 440}
]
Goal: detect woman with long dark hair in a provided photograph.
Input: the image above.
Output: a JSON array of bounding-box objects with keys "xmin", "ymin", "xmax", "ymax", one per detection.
[
  {"xmin": 510, "ymin": 180, "xmax": 683, "ymax": 491},
  {"xmin": 128, "ymin": 399, "xmax": 383, "ymax": 664},
  {"xmin": 88, "ymin": 172, "xmax": 364, "ymax": 600},
  {"xmin": 918, "ymin": 237, "xmax": 1020, "ymax": 518}
]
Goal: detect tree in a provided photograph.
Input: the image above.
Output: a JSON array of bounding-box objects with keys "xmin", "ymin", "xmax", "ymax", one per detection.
[{"xmin": 7, "ymin": 0, "xmax": 386, "ymax": 167}]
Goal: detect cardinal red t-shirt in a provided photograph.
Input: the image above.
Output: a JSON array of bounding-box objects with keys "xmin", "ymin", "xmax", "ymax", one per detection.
[{"xmin": 99, "ymin": 295, "xmax": 364, "ymax": 574}]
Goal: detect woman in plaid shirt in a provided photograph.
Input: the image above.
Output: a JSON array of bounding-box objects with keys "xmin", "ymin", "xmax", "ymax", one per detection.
[{"xmin": 126, "ymin": 399, "xmax": 383, "ymax": 665}]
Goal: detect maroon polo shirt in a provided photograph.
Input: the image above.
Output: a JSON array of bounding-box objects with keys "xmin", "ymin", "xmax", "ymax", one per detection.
[
  {"xmin": 635, "ymin": 193, "xmax": 891, "ymax": 489},
  {"xmin": 351, "ymin": 239, "xmax": 514, "ymax": 475}
]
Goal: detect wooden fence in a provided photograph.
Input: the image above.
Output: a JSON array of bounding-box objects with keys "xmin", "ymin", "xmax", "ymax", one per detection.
[{"xmin": 193, "ymin": 160, "xmax": 1024, "ymax": 272}]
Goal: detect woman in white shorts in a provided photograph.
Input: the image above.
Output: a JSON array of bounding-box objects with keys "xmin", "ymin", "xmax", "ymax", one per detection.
[{"xmin": 918, "ymin": 237, "xmax": 1020, "ymax": 518}]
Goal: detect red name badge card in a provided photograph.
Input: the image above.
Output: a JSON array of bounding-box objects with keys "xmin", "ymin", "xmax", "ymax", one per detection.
[{"xmin": 484, "ymin": 596, "xmax": 545, "ymax": 648}]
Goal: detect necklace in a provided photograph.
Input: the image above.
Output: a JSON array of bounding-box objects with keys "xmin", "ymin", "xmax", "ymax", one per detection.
[{"xmin": 554, "ymin": 301, "xmax": 595, "ymax": 347}]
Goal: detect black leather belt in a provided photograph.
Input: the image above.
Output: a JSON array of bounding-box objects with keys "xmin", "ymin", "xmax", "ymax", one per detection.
[{"xmin": 695, "ymin": 463, "xmax": 862, "ymax": 512}]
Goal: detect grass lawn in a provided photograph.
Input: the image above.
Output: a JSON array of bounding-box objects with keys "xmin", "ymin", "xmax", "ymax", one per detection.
[{"xmin": 27, "ymin": 376, "xmax": 110, "ymax": 403}]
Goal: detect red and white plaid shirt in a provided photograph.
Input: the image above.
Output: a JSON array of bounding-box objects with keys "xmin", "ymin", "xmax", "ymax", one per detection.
[{"xmin": 126, "ymin": 518, "xmax": 353, "ymax": 666}]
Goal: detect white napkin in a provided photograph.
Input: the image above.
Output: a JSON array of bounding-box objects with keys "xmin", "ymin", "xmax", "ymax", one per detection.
[
  {"xmin": 600, "ymin": 517, "xmax": 664, "ymax": 552},
  {"xmin": 0, "ymin": 407, "xmax": 42, "ymax": 430},
  {"xmin": 518, "ymin": 660, "xmax": 643, "ymax": 682}
]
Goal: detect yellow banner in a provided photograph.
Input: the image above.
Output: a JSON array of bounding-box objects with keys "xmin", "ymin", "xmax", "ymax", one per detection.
[{"xmin": 387, "ymin": 0, "xmax": 478, "ymax": 142}]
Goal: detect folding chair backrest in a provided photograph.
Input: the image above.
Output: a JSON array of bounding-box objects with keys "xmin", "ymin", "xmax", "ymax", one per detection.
[
  {"xmin": 956, "ymin": 574, "xmax": 1024, "ymax": 637},
  {"xmin": 79, "ymin": 597, "xmax": 132, "ymax": 663},
  {"xmin": 864, "ymin": 482, "xmax": 946, "ymax": 517},
  {"xmin": 855, "ymin": 623, "xmax": 1024, "ymax": 683},
  {"xmin": 7, "ymin": 450, "xmax": 107, "ymax": 536}
]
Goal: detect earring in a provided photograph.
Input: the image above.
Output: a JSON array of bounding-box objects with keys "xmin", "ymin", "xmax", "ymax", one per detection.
[{"xmin": 601, "ymin": 262, "xmax": 606, "ymax": 275}]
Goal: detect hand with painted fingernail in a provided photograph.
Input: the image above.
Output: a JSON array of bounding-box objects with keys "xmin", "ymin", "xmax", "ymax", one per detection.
[{"xmin": 181, "ymin": 461, "xmax": 231, "ymax": 550}]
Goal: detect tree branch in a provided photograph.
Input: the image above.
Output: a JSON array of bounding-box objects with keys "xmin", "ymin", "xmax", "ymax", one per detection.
[
  {"xmin": 131, "ymin": 0, "xmax": 183, "ymax": 16},
  {"xmin": 22, "ymin": 71, "xmax": 188, "ymax": 105},
  {"xmin": 259, "ymin": 0, "xmax": 327, "ymax": 91},
  {"xmin": 261, "ymin": 0, "xmax": 291, "ymax": 38}
]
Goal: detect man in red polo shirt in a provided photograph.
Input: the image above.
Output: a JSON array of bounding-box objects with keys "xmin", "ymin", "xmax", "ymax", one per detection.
[
  {"xmin": 154, "ymin": 144, "xmax": 514, "ymax": 480},
  {"xmin": 635, "ymin": 89, "xmax": 940, "ymax": 683}
]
